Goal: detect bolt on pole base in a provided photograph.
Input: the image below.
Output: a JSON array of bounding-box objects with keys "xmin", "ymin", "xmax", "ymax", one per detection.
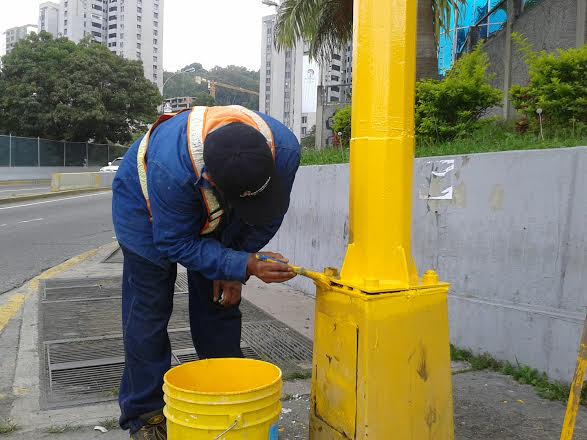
[{"xmin": 309, "ymin": 273, "xmax": 454, "ymax": 439}]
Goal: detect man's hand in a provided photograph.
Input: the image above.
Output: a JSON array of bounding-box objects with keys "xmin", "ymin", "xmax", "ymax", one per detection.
[
  {"xmin": 246, "ymin": 252, "xmax": 296, "ymax": 283},
  {"xmin": 213, "ymin": 280, "xmax": 242, "ymax": 307}
]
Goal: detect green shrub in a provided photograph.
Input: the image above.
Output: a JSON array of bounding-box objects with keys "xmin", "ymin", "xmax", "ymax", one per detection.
[
  {"xmin": 415, "ymin": 46, "xmax": 502, "ymax": 141},
  {"xmin": 331, "ymin": 106, "xmax": 352, "ymax": 148},
  {"xmin": 510, "ymin": 34, "xmax": 587, "ymax": 127}
]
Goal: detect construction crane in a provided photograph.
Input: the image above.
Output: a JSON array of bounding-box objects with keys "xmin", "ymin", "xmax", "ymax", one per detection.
[{"xmin": 194, "ymin": 76, "xmax": 259, "ymax": 100}]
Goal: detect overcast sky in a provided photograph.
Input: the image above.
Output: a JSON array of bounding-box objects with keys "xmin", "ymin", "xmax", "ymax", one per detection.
[{"xmin": 0, "ymin": 0, "xmax": 275, "ymax": 71}]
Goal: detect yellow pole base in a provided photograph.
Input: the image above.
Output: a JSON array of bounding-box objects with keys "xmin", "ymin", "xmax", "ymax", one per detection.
[{"xmin": 309, "ymin": 278, "xmax": 454, "ymax": 439}]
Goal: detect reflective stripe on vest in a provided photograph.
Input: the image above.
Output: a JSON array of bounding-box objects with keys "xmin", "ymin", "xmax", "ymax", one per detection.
[{"xmin": 137, "ymin": 106, "xmax": 274, "ymax": 235}]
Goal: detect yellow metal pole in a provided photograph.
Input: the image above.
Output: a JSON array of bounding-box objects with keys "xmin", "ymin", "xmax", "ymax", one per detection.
[
  {"xmin": 560, "ymin": 314, "xmax": 587, "ymax": 440},
  {"xmin": 340, "ymin": 0, "xmax": 418, "ymax": 291},
  {"xmin": 309, "ymin": 0, "xmax": 455, "ymax": 437}
]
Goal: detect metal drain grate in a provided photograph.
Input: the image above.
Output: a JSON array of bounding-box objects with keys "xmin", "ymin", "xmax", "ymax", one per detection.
[
  {"xmin": 40, "ymin": 277, "xmax": 313, "ymax": 409},
  {"xmin": 175, "ymin": 272, "xmax": 188, "ymax": 292}
]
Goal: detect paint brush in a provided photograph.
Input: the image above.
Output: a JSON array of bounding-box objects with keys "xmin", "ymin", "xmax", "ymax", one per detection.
[{"xmin": 255, "ymin": 254, "xmax": 331, "ymax": 287}]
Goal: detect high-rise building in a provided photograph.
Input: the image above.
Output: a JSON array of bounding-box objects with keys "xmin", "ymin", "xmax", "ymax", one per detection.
[
  {"xmin": 259, "ymin": 14, "xmax": 316, "ymax": 141},
  {"xmin": 59, "ymin": 0, "xmax": 164, "ymax": 91},
  {"xmin": 39, "ymin": 2, "xmax": 61, "ymax": 37},
  {"xmin": 4, "ymin": 24, "xmax": 38, "ymax": 54}
]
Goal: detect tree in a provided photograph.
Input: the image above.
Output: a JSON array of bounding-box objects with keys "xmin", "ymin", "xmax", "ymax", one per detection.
[
  {"xmin": 163, "ymin": 64, "xmax": 260, "ymax": 109},
  {"xmin": 0, "ymin": 32, "xmax": 161, "ymax": 143},
  {"xmin": 191, "ymin": 93, "xmax": 215, "ymax": 107},
  {"xmin": 274, "ymin": 0, "xmax": 464, "ymax": 79}
]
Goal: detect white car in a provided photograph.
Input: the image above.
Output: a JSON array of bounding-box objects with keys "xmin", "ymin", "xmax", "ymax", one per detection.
[{"xmin": 100, "ymin": 157, "xmax": 123, "ymax": 172}]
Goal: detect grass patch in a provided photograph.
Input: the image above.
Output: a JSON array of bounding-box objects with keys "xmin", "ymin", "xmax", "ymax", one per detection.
[
  {"xmin": 0, "ymin": 419, "xmax": 18, "ymax": 434},
  {"xmin": 98, "ymin": 418, "xmax": 119, "ymax": 431},
  {"xmin": 450, "ymin": 344, "xmax": 586, "ymax": 406},
  {"xmin": 283, "ymin": 370, "xmax": 312, "ymax": 381},
  {"xmin": 300, "ymin": 123, "xmax": 587, "ymax": 166},
  {"xmin": 45, "ymin": 424, "xmax": 82, "ymax": 434},
  {"xmin": 301, "ymin": 147, "xmax": 349, "ymax": 166}
]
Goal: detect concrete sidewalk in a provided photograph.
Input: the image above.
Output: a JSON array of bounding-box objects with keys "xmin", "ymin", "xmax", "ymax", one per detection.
[{"xmin": 0, "ymin": 243, "xmax": 585, "ymax": 439}]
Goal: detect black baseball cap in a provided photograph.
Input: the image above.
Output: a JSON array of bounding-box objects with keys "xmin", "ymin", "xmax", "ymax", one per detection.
[{"xmin": 203, "ymin": 122, "xmax": 287, "ymax": 225}]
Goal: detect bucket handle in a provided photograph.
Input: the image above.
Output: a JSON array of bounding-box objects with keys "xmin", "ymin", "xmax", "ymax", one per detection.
[{"xmin": 214, "ymin": 415, "xmax": 241, "ymax": 440}]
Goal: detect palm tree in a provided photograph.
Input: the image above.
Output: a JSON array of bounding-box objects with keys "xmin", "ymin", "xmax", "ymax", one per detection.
[{"xmin": 274, "ymin": 0, "xmax": 463, "ymax": 79}]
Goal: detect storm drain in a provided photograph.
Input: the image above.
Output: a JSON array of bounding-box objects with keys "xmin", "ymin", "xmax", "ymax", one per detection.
[{"xmin": 39, "ymin": 277, "xmax": 313, "ymax": 409}]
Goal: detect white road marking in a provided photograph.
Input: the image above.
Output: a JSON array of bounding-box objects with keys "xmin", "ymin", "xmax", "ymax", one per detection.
[
  {"xmin": 0, "ymin": 191, "xmax": 110, "ymax": 210},
  {"xmin": 0, "ymin": 224, "xmax": 6, "ymax": 227},
  {"xmin": 0, "ymin": 187, "xmax": 49, "ymax": 193},
  {"xmin": 18, "ymin": 218, "xmax": 44, "ymax": 224}
]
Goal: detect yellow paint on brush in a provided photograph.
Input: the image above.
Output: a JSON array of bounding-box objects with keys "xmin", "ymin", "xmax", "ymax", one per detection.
[
  {"xmin": 290, "ymin": 265, "xmax": 331, "ymax": 288},
  {"xmin": 0, "ymin": 294, "xmax": 26, "ymax": 333}
]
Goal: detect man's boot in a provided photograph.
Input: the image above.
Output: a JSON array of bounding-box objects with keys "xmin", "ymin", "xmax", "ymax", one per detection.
[{"xmin": 130, "ymin": 409, "xmax": 167, "ymax": 440}]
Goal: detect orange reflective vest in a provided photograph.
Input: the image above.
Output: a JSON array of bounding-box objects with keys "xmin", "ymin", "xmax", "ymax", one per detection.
[{"xmin": 137, "ymin": 105, "xmax": 275, "ymax": 235}]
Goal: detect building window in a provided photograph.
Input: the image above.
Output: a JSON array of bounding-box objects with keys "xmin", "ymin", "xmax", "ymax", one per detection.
[
  {"xmin": 92, "ymin": 4, "xmax": 103, "ymax": 11},
  {"xmin": 153, "ymin": 29, "xmax": 158, "ymax": 36},
  {"xmin": 64, "ymin": 19, "xmax": 68, "ymax": 26},
  {"xmin": 330, "ymin": 96, "xmax": 339, "ymax": 102},
  {"xmin": 120, "ymin": 6, "xmax": 125, "ymax": 12},
  {"xmin": 136, "ymin": 51, "xmax": 141, "ymax": 59},
  {"xmin": 108, "ymin": 23, "xmax": 117, "ymax": 29},
  {"xmin": 137, "ymin": 24, "xmax": 141, "ymax": 29},
  {"xmin": 120, "ymin": 41, "xmax": 124, "ymax": 47},
  {"xmin": 64, "ymin": 10, "xmax": 68, "ymax": 16},
  {"xmin": 109, "ymin": 6, "xmax": 117, "ymax": 11},
  {"xmin": 152, "ymin": 64, "xmax": 157, "ymax": 71},
  {"xmin": 137, "ymin": 15, "xmax": 142, "ymax": 22},
  {"xmin": 154, "ymin": 12, "xmax": 158, "ymax": 19},
  {"xmin": 331, "ymin": 75, "xmax": 339, "ymax": 81},
  {"xmin": 120, "ymin": 33, "xmax": 124, "ymax": 39},
  {"xmin": 332, "ymin": 64, "xmax": 341, "ymax": 71},
  {"xmin": 153, "ymin": 73, "xmax": 158, "ymax": 80},
  {"xmin": 92, "ymin": 31, "xmax": 101, "ymax": 37},
  {"xmin": 301, "ymin": 127, "xmax": 307, "ymax": 135},
  {"xmin": 137, "ymin": 33, "xmax": 141, "ymax": 39},
  {"xmin": 332, "ymin": 54, "xmax": 341, "ymax": 61},
  {"xmin": 93, "ymin": 22, "xmax": 102, "ymax": 28},
  {"xmin": 153, "ymin": 47, "xmax": 158, "ymax": 53},
  {"xmin": 153, "ymin": 21, "xmax": 158, "ymax": 27},
  {"xmin": 64, "ymin": 1, "xmax": 68, "ymax": 6},
  {"xmin": 64, "ymin": 28, "xmax": 68, "ymax": 34},
  {"xmin": 265, "ymin": 85, "xmax": 271, "ymax": 91},
  {"xmin": 109, "ymin": 15, "xmax": 116, "ymax": 21},
  {"xmin": 137, "ymin": 42, "xmax": 141, "ymax": 49},
  {"xmin": 302, "ymin": 116, "xmax": 307, "ymax": 123},
  {"xmin": 153, "ymin": 38, "xmax": 158, "ymax": 45},
  {"xmin": 137, "ymin": 6, "xmax": 142, "ymax": 13},
  {"xmin": 153, "ymin": 56, "xmax": 158, "ymax": 62},
  {"xmin": 108, "ymin": 33, "xmax": 116, "ymax": 38},
  {"xmin": 331, "ymin": 86, "xmax": 340, "ymax": 92}
]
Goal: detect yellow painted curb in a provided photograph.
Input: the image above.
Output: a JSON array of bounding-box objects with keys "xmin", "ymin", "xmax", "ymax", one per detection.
[
  {"xmin": 0, "ymin": 295, "xmax": 26, "ymax": 334},
  {"xmin": 27, "ymin": 247, "xmax": 100, "ymax": 292},
  {"xmin": 0, "ymin": 247, "xmax": 101, "ymax": 334}
]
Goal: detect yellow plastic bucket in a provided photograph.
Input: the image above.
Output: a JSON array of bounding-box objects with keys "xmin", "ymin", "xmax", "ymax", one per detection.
[{"xmin": 163, "ymin": 358, "xmax": 282, "ymax": 439}]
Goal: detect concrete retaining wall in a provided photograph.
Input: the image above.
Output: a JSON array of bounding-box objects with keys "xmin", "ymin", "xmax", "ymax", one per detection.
[
  {"xmin": 0, "ymin": 167, "xmax": 100, "ymax": 181},
  {"xmin": 51, "ymin": 172, "xmax": 116, "ymax": 192},
  {"xmin": 268, "ymin": 146, "xmax": 587, "ymax": 382}
]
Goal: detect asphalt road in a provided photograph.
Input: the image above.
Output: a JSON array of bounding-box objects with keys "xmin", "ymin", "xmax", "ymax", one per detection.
[
  {"xmin": 0, "ymin": 191, "xmax": 114, "ymax": 294},
  {"xmin": 0, "ymin": 183, "xmax": 52, "ymax": 198}
]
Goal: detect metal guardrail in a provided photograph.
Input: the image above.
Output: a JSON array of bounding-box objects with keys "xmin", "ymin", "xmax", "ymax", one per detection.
[{"xmin": 0, "ymin": 134, "xmax": 129, "ymax": 167}]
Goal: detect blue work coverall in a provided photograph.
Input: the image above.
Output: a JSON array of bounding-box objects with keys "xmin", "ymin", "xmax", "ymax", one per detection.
[{"xmin": 111, "ymin": 110, "xmax": 300, "ymax": 433}]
